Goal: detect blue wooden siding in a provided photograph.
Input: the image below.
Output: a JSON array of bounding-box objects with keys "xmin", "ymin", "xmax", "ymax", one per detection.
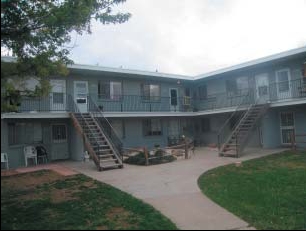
[{"xmin": 1, "ymin": 119, "xmax": 71, "ymax": 169}]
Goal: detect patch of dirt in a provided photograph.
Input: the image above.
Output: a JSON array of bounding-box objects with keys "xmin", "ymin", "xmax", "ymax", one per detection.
[
  {"xmin": 278, "ymin": 162, "xmax": 306, "ymax": 169},
  {"xmin": 82, "ymin": 180, "xmax": 98, "ymax": 189},
  {"xmin": 1, "ymin": 169, "xmax": 19, "ymax": 176},
  {"xmin": 96, "ymin": 225, "xmax": 108, "ymax": 230},
  {"xmin": 1, "ymin": 170, "xmax": 63, "ymax": 191},
  {"xmin": 106, "ymin": 207, "xmax": 136, "ymax": 229},
  {"xmin": 50, "ymin": 188, "xmax": 80, "ymax": 203}
]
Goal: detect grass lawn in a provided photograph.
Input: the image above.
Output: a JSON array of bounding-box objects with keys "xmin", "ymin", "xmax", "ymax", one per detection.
[
  {"xmin": 1, "ymin": 170, "xmax": 178, "ymax": 230},
  {"xmin": 198, "ymin": 150, "xmax": 306, "ymax": 230}
]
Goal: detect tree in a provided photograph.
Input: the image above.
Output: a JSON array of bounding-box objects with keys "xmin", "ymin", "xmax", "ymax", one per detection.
[{"xmin": 1, "ymin": 0, "xmax": 131, "ymax": 100}]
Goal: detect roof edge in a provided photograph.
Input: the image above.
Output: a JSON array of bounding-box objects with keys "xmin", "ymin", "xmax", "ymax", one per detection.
[{"xmin": 194, "ymin": 46, "xmax": 306, "ymax": 80}]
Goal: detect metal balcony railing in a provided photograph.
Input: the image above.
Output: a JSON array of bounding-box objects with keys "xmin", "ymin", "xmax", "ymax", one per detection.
[{"xmin": 4, "ymin": 79, "xmax": 305, "ymax": 113}]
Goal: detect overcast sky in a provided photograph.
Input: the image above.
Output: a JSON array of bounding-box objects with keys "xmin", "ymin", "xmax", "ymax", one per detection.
[{"xmin": 68, "ymin": 0, "xmax": 306, "ymax": 76}]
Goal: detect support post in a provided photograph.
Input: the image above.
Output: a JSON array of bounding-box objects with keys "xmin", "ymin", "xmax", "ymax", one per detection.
[
  {"xmin": 144, "ymin": 147, "xmax": 149, "ymax": 166},
  {"xmin": 184, "ymin": 137, "xmax": 188, "ymax": 159}
]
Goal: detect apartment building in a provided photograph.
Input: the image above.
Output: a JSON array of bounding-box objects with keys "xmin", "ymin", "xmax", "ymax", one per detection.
[{"xmin": 1, "ymin": 47, "xmax": 305, "ymax": 170}]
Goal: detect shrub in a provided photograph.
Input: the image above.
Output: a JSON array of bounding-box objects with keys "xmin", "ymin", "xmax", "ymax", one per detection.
[{"xmin": 124, "ymin": 150, "xmax": 176, "ymax": 166}]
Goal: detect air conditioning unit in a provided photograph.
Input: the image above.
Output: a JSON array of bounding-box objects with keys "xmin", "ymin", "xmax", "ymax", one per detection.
[{"xmin": 183, "ymin": 96, "xmax": 191, "ymax": 106}]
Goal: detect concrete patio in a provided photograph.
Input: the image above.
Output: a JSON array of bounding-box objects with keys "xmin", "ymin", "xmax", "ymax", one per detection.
[{"xmin": 61, "ymin": 147, "xmax": 286, "ymax": 230}]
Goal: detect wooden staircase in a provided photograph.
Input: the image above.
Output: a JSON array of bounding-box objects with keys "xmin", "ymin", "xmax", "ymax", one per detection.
[
  {"xmin": 70, "ymin": 112, "xmax": 123, "ymax": 171},
  {"xmin": 219, "ymin": 103, "xmax": 270, "ymax": 157}
]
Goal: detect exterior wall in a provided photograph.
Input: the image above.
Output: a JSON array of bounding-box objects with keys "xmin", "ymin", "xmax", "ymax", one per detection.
[
  {"xmin": 194, "ymin": 113, "xmax": 261, "ymax": 147},
  {"xmin": 1, "ymin": 118, "xmax": 71, "ymax": 169},
  {"xmin": 69, "ymin": 121, "xmax": 84, "ymax": 161},
  {"xmin": 261, "ymin": 104, "xmax": 306, "ymax": 149},
  {"xmin": 121, "ymin": 117, "xmax": 168, "ymax": 149},
  {"xmin": 194, "ymin": 56, "xmax": 305, "ymax": 102}
]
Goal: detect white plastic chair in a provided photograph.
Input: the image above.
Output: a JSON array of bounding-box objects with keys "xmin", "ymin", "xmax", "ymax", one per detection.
[
  {"xmin": 24, "ymin": 146, "xmax": 37, "ymax": 167},
  {"xmin": 1, "ymin": 153, "xmax": 9, "ymax": 169}
]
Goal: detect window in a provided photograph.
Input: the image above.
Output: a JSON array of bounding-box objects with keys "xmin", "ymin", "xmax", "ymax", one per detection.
[
  {"xmin": 52, "ymin": 124, "xmax": 67, "ymax": 143},
  {"xmin": 98, "ymin": 81, "xmax": 122, "ymax": 100},
  {"xmin": 143, "ymin": 119, "xmax": 162, "ymax": 136},
  {"xmin": 8, "ymin": 122, "xmax": 42, "ymax": 145},
  {"xmin": 201, "ymin": 118, "xmax": 211, "ymax": 132},
  {"xmin": 280, "ymin": 112, "xmax": 295, "ymax": 144},
  {"xmin": 226, "ymin": 79, "xmax": 238, "ymax": 96},
  {"xmin": 141, "ymin": 84, "xmax": 160, "ymax": 101},
  {"xmin": 276, "ymin": 70, "xmax": 290, "ymax": 92},
  {"xmin": 53, "ymin": 92, "xmax": 64, "ymax": 104},
  {"xmin": 198, "ymin": 85, "xmax": 207, "ymax": 99}
]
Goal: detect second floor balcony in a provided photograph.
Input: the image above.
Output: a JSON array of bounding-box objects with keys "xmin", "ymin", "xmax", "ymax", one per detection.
[{"xmin": 2, "ymin": 79, "xmax": 305, "ymax": 115}]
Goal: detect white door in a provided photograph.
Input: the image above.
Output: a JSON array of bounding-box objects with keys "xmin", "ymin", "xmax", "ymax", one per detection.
[
  {"xmin": 74, "ymin": 81, "xmax": 88, "ymax": 113},
  {"xmin": 276, "ymin": 69, "xmax": 291, "ymax": 100},
  {"xmin": 255, "ymin": 73, "xmax": 269, "ymax": 103},
  {"xmin": 50, "ymin": 79, "xmax": 66, "ymax": 111},
  {"xmin": 169, "ymin": 88, "xmax": 179, "ymax": 111}
]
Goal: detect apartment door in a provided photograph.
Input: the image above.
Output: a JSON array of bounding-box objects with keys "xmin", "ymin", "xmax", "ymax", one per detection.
[
  {"xmin": 169, "ymin": 88, "xmax": 179, "ymax": 111},
  {"xmin": 50, "ymin": 79, "xmax": 66, "ymax": 111},
  {"xmin": 168, "ymin": 119, "xmax": 180, "ymax": 145},
  {"xmin": 276, "ymin": 69, "xmax": 292, "ymax": 100},
  {"xmin": 255, "ymin": 73, "xmax": 269, "ymax": 103},
  {"xmin": 74, "ymin": 81, "xmax": 88, "ymax": 113},
  {"xmin": 280, "ymin": 112, "xmax": 295, "ymax": 144}
]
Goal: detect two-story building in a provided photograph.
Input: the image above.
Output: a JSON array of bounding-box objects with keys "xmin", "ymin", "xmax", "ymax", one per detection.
[{"xmin": 1, "ymin": 46, "xmax": 306, "ymax": 170}]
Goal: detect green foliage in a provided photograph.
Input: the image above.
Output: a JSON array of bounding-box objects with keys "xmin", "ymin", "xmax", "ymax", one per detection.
[
  {"xmin": 1, "ymin": 81, "xmax": 21, "ymax": 112},
  {"xmin": 1, "ymin": 0, "xmax": 131, "ymax": 92},
  {"xmin": 198, "ymin": 151, "xmax": 306, "ymax": 230}
]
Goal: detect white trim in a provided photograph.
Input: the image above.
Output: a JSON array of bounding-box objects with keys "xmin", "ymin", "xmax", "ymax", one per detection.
[
  {"xmin": 1, "ymin": 112, "xmax": 70, "ymax": 119},
  {"xmin": 74, "ymin": 81, "xmax": 89, "ymax": 113},
  {"xmin": 195, "ymin": 46, "xmax": 306, "ymax": 80},
  {"xmin": 255, "ymin": 73, "xmax": 269, "ymax": 101},
  {"xmin": 50, "ymin": 79, "xmax": 67, "ymax": 111},
  {"xmin": 3, "ymin": 46, "xmax": 305, "ymax": 81},
  {"xmin": 51, "ymin": 124, "xmax": 68, "ymax": 143},
  {"xmin": 169, "ymin": 88, "xmax": 179, "ymax": 111},
  {"xmin": 275, "ymin": 68, "xmax": 292, "ymax": 99}
]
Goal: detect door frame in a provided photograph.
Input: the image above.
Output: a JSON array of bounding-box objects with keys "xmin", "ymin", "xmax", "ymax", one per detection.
[
  {"xmin": 279, "ymin": 111, "xmax": 295, "ymax": 145},
  {"xmin": 255, "ymin": 73, "xmax": 270, "ymax": 103},
  {"xmin": 169, "ymin": 88, "xmax": 179, "ymax": 111},
  {"xmin": 74, "ymin": 81, "xmax": 89, "ymax": 113}
]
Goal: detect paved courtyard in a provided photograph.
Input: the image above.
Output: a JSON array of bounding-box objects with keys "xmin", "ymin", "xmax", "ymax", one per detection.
[{"xmin": 62, "ymin": 147, "xmax": 285, "ymax": 230}]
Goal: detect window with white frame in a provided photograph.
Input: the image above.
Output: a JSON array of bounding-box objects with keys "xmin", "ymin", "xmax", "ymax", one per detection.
[
  {"xmin": 143, "ymin": 119, "xmax": 162, "ymax": 136},
  {"xmin": 52, "ymin": 124, "xmax": 67, "ymax": 143},
  {"xmin": 141, "ymin": 84, "xmax": 160, "ymax": 101},
  {"xmin": 276, "ymin": 69, "xmax": 290, "ymax": 92},
  {"xmin": 98, "ymin": 81, "xmax": 122, "ymax": 100},
  {"xmin": 280, "ymin": 112, "xmax": 295, "ymax": 144}
]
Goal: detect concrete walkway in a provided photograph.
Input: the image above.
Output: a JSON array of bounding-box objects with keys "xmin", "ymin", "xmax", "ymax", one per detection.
[{"xmin": 62, "ymin": 147, "xmax": 285, "ymax": 230}]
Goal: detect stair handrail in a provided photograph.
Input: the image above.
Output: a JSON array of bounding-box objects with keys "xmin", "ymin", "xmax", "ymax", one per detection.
[
  {"xmin": 68, "ymin": 95, "xmax": 102, "ymax": 168},
  {"xmin": 237, "ymin": 102, "xmax": 270, "ymax": 155},
  {"xmin": 217, "ymin": 89, "xmax": 254, "ymax": 152},
  {"xmin": 87, "ymin": 96, "xmax": 123, "ymax": 161}
]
